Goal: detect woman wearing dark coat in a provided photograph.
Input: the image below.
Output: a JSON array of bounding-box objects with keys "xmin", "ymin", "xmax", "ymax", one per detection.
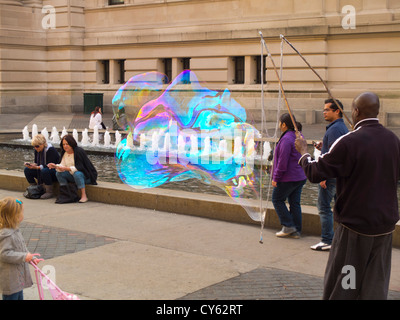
[{"xmin": 48, "ymin": 134, "xmax": 97, "ymax": 203}]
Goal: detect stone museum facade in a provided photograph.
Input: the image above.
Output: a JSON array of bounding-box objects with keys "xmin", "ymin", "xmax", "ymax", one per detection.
[{"xmin": 0, "ymin": 0, "xmax": 399, "ymax": 125}]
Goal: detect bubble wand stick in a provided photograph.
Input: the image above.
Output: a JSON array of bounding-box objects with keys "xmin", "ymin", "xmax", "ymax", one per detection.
[
  {"xmin": 280, "ymin": 34, "xmax": 354, "ymax": 130},
  {"xmin": 258, "ymin": 32, "xmax": 296, "ymax": 244},
  {"xmin": 259, "ymin": 31, "xmax": 299, "ymax": 135}
]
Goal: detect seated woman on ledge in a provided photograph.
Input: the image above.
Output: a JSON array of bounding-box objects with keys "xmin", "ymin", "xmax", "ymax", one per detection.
[
  {"xmin": 24, "ymin": 134, "xmax": 60, "ymax": 199},
  {"xmin": 48, "ymin": 134, "xmax": 97, "ymax": 203}
]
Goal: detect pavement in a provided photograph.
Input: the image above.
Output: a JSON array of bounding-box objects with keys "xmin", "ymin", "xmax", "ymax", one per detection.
[{"xmin": 1, "ymin": 111, "xmax": 400, "ymax": 304}]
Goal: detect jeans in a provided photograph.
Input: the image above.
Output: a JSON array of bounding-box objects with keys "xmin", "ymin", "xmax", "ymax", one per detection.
[
  {"xmin": 24, "ymin": 167, "xmax": 57, "ymax": 185},
  {"xmin": 3, "ymin": 290, "xmax": 23, "ymax": 300},
  {"xmin": 56, "ymin": 171, "xmax": 90, "ymax": 189},
  {"xmin": 272, "ymin": 179, "xmax": 306, "ymax": 233},
  {"xmin": 317, "ymin": 178, "xmax": 336, "ymax": 244}
]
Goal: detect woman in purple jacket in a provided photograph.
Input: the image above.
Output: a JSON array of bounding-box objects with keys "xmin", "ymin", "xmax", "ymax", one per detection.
[{"xmin": 272, "ymin": 113, "xmax": 307, "ymax": 238}]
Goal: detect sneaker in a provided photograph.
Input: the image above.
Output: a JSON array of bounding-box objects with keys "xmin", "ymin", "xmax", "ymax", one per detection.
[
  {"xmin": 310, "ymin": 242, "xmax": 331, "ymax": 251},
  {"xmin": 276, "ymin": 226, "xmax": 297, "ymax": 238},
  {"xmin": 288, "ymin": 231, "xmax": 301, "ymax": 239}
]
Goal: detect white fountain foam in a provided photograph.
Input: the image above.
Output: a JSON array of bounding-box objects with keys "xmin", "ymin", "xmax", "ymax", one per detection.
[
  {"xmin": 92, "ymin": 127, "xmax": 100, "ymax": 147},
  {"xmin": 50, "ymin": 127, "xmax": 60, "ymax": 144},
  {"xmin": 22, "ymin": 126, "xmax": 30, "ymax": 141},
  {"xmin": 32, "ymin": 124, "xmax": 38, "ymax": 138},
  {"xmin": 114, "ymin": 130, "xmax": 121, "ymax": 148},
  {"xmin": 104, "ymin": 130, "xmax": 111, "ymax": 147},
  {"xmin": 81, "ymin": 128, "xmax": 90, "ymax": 146},
  {"xmin": 61, "ymin": 127, "xmax": 68, "ymax": 138},
  {"xmin": 72, "ymin": 129, "xmax": 79, "ymax": 143},
  {"xmin": 41, "ymin": 127, "xmax": 49, "ymax": 142}
]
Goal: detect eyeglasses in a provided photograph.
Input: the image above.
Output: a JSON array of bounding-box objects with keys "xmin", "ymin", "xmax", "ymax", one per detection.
[
  {"xmin": 16, "ymin": 199, "xmax": 22, "ymax": 205},
  {"xmin": 33, "ymin": 145, "xmax": 41, "ymax": 148}
]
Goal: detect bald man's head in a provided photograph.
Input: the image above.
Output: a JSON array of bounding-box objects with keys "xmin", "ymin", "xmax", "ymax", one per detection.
[{"xmin": 352, "ymin": 92, "xmax": 380, "ymax": 125}]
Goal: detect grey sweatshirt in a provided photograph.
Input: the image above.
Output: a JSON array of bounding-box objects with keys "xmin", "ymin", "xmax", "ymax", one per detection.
[{"xmin": 0, "ymin": 228, "xmax": 33, "ymax": 295}]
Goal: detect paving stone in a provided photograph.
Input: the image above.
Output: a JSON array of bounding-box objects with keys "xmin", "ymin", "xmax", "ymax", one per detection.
[{"xmin": 20, "ymin": 221, "xmax": 117, "ymax": 260}]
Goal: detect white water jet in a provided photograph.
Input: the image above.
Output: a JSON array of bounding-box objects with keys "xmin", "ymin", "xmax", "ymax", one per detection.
[
  {"xmin": 50, "ymin": 127, "xmax": 60, "ymax": 144},
  {"xmin": 32, "ymin": 124, "xmax": 38, "ymax": 138},
  {"xmin": 190, "ymin": 134, "xmax": 198, "ymax": 161},
  {"xmin": 61, "ymin": 127, "xmax": 68, "ymax": 138},
  {"xmin": 218, "ymin": 139, "xmax": 229, "ymax": 159},
  {"xmin": 200, "ymin": 135, "xmax": 211, "ymax": 164},
  {"xmin": 262, "ymin": 141, "xmax": 271, "ymax": 160},
  {"xmin": 246, "ymin": 138, "xmax": 255, "ymax": 158},
  {"xmin": 233, "ymin": 135, "xmax": 243, "ymax": 164},
  {"xmin": 81, "ymin": 129, "xmax": 90, "ymax": 146},
  {"xmin": 104, "ymin": 130, "xmax": 111, "ymax": 147},
  {"xmin": 163, "ymin": 133, "xmax": 170, "ymax": 152},
  {"xmin": 138, "ymin": 133, "xmax": 146, "ymax": 150},
  {"xmin": 151, "ymin": 131, "xmax": 159, "ymax": 151},
  {"xmin": 126, "ymin": 133, "xmax": 134, "ymax": 148},
  {"xmin": 203, "ymin": 136, "xmax": 211, "ymax": 155},
  {"xmin": 178, "ymin": 134, "xmax": 186, "ymax": 154},
  {"xmin": 92, "ymin": 126, "xmax": 99, "ymax": 147},
  {"xmin": 114, "ymin": 130, "xmax": 121, "ymax": 147},
  {"xmin": 72, "ymin": 129, "xmax": 79, "ymax": 143},
  {"xmin": 22, "ymin": 126, "xmax": 30, "ymax": 141},
  {"xmin": 41, "ymin": 127, "xmax": 49, "ymax": 142}
]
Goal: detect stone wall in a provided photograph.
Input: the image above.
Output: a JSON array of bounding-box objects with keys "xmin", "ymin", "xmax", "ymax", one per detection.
[{"xmin": 0, "ymin": 0, "xmax": 399, "ymax": 125}]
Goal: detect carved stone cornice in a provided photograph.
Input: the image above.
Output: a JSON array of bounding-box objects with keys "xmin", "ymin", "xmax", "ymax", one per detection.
[
  {"xmin": 22, "ymin": 0, "xmax": 42, "ymax": 7},
  {"xmin": 0, "ymin": 0, "xmax": 23, "ymax": 5}
]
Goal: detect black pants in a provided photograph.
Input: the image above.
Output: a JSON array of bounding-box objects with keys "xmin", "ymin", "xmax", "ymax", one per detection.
[
  {"xmin": 24, "ymin": 167, "xmax": 57, "ymax": 185},
  {"xmin": 323, "ymin": 224, "xmax": 392, "ymax": 300}
]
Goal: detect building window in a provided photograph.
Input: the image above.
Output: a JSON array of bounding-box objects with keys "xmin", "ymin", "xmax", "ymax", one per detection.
[
  {"xmin": 255, "ymin": 56, "xmax": 266, "ymax": 84},
  {"xmin": 180, "ymin": 58, "xmax": 191, "ymax": 84},
  {"xmin": 116, "ymin": 59, "xmax": 125, "ymax": 84},
  {"xmin": 109, "ymin": 0, "xmax": 124, "ymax": 5},
  {"xmin": 98, "ymin": 60, "xmax": 109, "ymax": 84},
  {"xmin": 182, "ymin": 57, "xmax": 190, "ymax": 70},
  {"xmin": 162, "ymin": 58, "xmax": 172, "ymax": 84},
  {"xmin": 233, "ymin": 56, "xmax": 244, "ymax": 84}
]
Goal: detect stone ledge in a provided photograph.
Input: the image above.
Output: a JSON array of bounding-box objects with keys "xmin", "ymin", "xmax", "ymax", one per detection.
[{"xmin": 1, "ymin": 169, "xmax": 398, "ymax": 247}]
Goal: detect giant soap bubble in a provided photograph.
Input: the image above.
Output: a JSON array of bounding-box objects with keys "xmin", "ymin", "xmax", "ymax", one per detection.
[{"xmin": 112, "ymin": 70, "xmax": 266, "ymax": 221}]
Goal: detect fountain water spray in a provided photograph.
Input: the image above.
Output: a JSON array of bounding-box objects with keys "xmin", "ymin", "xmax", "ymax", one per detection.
[
  {"xmin": 50, "ymin": 127, "xmax": 60, "ymax": 144},
  {"xmin": 41, "ymin": 127, "xmax": 49, "ymax": 142},
  {"xmin": 22, "ymin": 126, "xmax": 30, "ymax": 141},
  {"xmin": 61, "ymin": 127, "xmax": 68, "ymax": 138},
  {"xmin": 81, "ymin": 129, "xmax": 90, "ymax": 146},
  {"xmin": 73, "ymin": 129, "xmax": 79, "ymax": 143},
  {"xmin": 92, "ymin": 127, "xmax": 100, "ymax": 147},
  {"xmin": 114, "ymin": 130, "xmax": 121, "ymax": 148},
  {"xmin": 104, "ymin": 130, "xmax": 111, "ymax": 147},
  {"xmin": 139, "ymin": 133, "xmax": 146, "ymax": 150},
  {"xmin": 32, "ymin": 124, "xmax": 38, "ymax": 138}
]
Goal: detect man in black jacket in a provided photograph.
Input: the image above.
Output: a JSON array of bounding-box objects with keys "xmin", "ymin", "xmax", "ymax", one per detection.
[{"xmin": 295, "ymin": 92, "xmax": 400, "ymax": 299}]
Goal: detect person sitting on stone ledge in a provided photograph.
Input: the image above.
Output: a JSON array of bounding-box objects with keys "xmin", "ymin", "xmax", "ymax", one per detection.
[
  {"xmin": 48, "ymin": 134, "xmax": 97, "ymax": 203},
  {"xmin": 24, "ymin": 134, "xmax": 60, "ymax": 199}
]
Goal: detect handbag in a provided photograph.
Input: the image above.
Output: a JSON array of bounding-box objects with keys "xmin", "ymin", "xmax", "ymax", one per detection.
[
  {"xmin": 23, "ymin": 184, "xmax": 45, "ymax": 199},
  {"xmin": 55, "ymin": 183, "xmax": 79, "ymax": 204}
]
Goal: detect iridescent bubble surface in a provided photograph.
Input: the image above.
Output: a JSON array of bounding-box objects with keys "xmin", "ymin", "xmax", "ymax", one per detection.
[{"xmin": 112, "ymin": 70, "xmax": 266, "ymax": 221}]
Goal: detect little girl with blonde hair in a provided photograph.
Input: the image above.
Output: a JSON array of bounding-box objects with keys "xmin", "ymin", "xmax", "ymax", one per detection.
[{"xmin": 0, "ymin": 197, "xmax": 42, "ymax": 300}]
